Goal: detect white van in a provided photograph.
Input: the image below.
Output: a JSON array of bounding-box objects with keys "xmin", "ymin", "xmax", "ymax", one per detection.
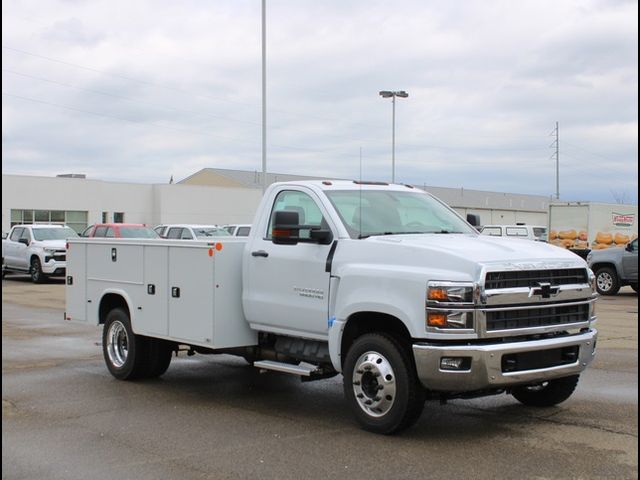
[{"xmin": 480, "ymin": 224, "xmax": 548, "ymax": 242}]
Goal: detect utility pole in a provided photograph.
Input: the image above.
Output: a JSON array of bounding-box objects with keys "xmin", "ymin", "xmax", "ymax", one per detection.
[
  {"xmin": 261, "ymin": 0, "xmax": 267, "ymax": 193},
  {"xmin": 550, "ymin": 121, "xmax": 559, "ymax": 199}
]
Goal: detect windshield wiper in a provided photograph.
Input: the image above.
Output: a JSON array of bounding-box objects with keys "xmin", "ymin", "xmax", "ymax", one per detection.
[
  {"xmin": 432, "ymin": 230, "xmax": 463, "ymax": 234},
  {"xmin": 358, "ymin": 232, "xmax": 395, "ymax": 239}
]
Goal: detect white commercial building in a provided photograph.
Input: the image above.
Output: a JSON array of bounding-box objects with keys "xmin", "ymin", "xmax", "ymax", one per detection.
[{"xmin": 2, "ymin": 169, "xmax": 551, "ymax": 234}]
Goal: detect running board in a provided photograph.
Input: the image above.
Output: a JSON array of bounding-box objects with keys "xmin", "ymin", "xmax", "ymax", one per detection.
[{"xmin": 253, "ymin": 360, "xmax": 319, "ymax": 377}]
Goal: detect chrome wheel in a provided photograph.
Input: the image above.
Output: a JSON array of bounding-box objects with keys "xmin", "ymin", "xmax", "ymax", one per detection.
[
  {"xmin": 596, "ymin": 271, "xmax": 613, "ymax": 293},
  {"xmin": 106, "ymin": 320, "xmax": 129, "ymax": 368},
  {"xmin": 352, "ymin": 351, "xmax": 397, "ymax": 418}
]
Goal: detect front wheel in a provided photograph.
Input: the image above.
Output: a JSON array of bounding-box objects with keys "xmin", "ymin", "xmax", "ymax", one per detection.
[
  {"xmin": 343, "ymin": 333, "xmax": 425, "ymax": 434},
  {"xmin": 511, "ymin": 375, "xmax": 580, "ymax": 407},
  {"xmin": 594, "ymin": 267, "xmax": 620, "ymax": 295},
  {"xmin": 30, "ymin": 257, "xmax": 47, "ymax": 284}
]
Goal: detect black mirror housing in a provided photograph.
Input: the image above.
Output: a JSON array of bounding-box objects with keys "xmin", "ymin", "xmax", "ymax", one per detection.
[{"xmin": 272, "ymin": 211, "xmax": 300, "ymax": 245}]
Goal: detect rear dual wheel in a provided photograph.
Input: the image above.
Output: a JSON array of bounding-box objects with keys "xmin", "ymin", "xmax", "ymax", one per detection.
[{"xmin": 103, "ymin": 308, "xmax": 173, "ymax": 380}]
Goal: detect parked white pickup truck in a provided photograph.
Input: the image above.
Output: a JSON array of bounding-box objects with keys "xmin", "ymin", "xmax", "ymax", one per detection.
[
  {"xmin": 66, "ymin": 181, "xmax": 598, "ymax": 434},
  {"xmin": 3, "ymin": 224, "xmax": 78, "ymax": 283}
]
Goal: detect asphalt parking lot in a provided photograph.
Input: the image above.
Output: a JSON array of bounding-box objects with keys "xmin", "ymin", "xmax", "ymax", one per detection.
[{"xmin": 2, "ymin": 275, "xmax": 638, "ymax": 480}]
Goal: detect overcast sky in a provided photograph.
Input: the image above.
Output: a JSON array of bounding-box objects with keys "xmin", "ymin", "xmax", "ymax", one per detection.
[{"xmin": 2, "ymin": 0, "xmax": 638, "ymax": 203}]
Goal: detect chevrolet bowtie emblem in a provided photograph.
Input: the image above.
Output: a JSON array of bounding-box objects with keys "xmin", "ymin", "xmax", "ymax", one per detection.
[{"xmin": 529, "ymin": 282, "xmax": 560, "ymax": 299}]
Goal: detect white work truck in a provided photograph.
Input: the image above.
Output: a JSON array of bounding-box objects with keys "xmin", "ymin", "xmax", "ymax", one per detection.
[{"xmin": 66, "ymin": 181, "xmax": 598, "ymax": 434}]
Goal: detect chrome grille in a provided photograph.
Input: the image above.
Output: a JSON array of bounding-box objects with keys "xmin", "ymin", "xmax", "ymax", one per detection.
[
  {"xmin": 486, "ymin": 303, "xmax": 590, "ymax": 331},
  {"xmin": 485, "ymin": 269, "xmax": 588, "ymax": 290}
]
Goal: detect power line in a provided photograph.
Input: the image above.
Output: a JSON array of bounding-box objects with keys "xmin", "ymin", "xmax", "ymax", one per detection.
[{"xmin": 2, "ymin": 68, "xmax": 262, "ymax": 128}]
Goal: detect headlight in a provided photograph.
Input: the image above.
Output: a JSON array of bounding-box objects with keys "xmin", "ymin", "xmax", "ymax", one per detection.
[
  {"xmin": 426, "ymin": 310, "xmax": 473, "ymax": 329},
  {"xmin": 426, "ymin": 281, "xmax": 475, "ymax": 331},
  {"xmin": 427, "ymin": 281, "xmax": 474, "ymax": 305},
  {"xmin": 43, "ymin": 247, "xmax": 57, "ymax": 254},
  {"xmin": 588, "ymin": 269, "xmax": 596, "ymax": 293}
]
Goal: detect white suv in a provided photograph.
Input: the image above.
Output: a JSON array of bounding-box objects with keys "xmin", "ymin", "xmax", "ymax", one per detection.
[
  {"xmin": 480, "ymin": 224, "xmax": 548, "ymax": 242},
  {"xmin": 154, "ymin": 224, "xmax": 231, "ymax": 240}
]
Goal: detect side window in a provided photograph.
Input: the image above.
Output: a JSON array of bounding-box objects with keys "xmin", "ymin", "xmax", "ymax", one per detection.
[
  {"xmin": 630, "ymin": 239, "xmax": 638, "ymax": 252},
  {"xmin": 181, "ymin": 229, "xmax": 193, "ymax": 240},
  {"xmin": 237, "ymin": 226, "xmax": 250, "ymax": 236},
  {"xmin": 105, "ymin": 228, "xmax": 115, "ymax": 238},
  {"xmin": 166, "ymin": 228, "xmax": 182, "ymax": 239},
  {"xmin": 10, "ymin": 228, "xmax": 23, "ymax": 242},
  {"xmin": 20, "ymin": 229, "xmax": 32, "ymax": 241},
  {"xmin": 506, "ymin": 227, "xmax": 528, "ymax": 237},
  {"xmin": 267, "ymin": 190, "xmax": 326, "ymax": 240},
  {"xmin": 94, "ymin": 226, "xmax": 107, "ymax": 237}
]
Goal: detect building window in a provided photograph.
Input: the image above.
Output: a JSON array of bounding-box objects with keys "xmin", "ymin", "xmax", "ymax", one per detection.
[
  {"xmin": 113, "ymin": 212, "xmax": 125, "ymax": 223},
  {"xmin": 102, "ymin": 212, "xmax": 109, "ymax": 223},
  {"xmin": 10, "ymin": 209, "xmax": 88, "ymax": 234}
]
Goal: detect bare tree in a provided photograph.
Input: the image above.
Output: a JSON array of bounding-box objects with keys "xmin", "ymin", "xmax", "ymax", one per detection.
[{"xmin": 610, "ymin": 189, "xmax": 631, "ymax": 204}]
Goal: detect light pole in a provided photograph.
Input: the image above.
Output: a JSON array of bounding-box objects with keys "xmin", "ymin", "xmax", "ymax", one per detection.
[{"xmin": 379, "ymin": 90, "xmax": 408, "ymax": 183}]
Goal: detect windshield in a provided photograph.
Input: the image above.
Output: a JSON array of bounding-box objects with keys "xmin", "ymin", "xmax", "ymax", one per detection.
[
  {"xmin": 194, "ymin": 228, "xmax": 231, "ymax": 238},
  {"xmin": 118, "ymin": 227, "xmax": 159, "ymax": 238},
  {"xmin": 32, "ymin": 227, "xmax": 78, "ymax": 240},
  {"xmin": 325, "ymin": 190, "xmax": 477, "ymax": 239}
]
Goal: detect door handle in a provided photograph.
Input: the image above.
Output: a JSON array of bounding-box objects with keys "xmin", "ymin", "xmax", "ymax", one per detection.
[{"xmin": 251, "ymin": 250, "xmax": 269, "ymax": 258}]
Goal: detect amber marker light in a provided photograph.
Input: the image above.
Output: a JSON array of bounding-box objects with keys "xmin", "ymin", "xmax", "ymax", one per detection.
[
  {"xmin": 427, "ymin": 312, "xmax": 448, "ymax": 327},
  {"xmin": 428, "ymin": 288, "xmax": 449, "ymax": 301}
]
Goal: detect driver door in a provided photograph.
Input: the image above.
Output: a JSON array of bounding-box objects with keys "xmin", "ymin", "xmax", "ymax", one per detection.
[{"xmin": 244, "ymin": 189, "xmax": 334, "ymax": 339}]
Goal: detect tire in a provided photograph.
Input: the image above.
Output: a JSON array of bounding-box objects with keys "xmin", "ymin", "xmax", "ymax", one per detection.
[
  {"xmin": 145, "ymin": 338, "xmax": 173, "ymax": 378},
  {"xmin": 343, "ymin": 333, "xmax": 425, "ymax": 434},
  {"xmin": 30, "ymin": 257, "xmax": 47, "ymax": 284},
  {"xmin": 594, "ymin": 267, "xmax": 620, "ymax": 295},
  {"xmin": 511, "ymin": 375, "xmax": 580, "ymax": 407},
  {"xmin": 102, "ymin": 308, "xmax": 150, "ymax": 380}
]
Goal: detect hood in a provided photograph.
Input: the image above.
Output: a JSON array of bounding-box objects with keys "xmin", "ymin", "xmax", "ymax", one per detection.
[
  {"xmin": 371, "ymin": 234, "xmax": 582, "ymax": 264},
  {"xmin": 340, "ymin": 234, "xmax": 588, "ymax": 281},
  {"xmin": 34, "ymin": 239, "xmax": 67, "ymax": 250}
]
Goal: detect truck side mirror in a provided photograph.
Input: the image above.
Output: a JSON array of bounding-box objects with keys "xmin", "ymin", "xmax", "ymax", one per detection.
[
  {"xmin": 18, "ymin": 238, "xmax": 30, "ymax": 246},
  {"xmin": 272, "ymin": 211, "xmax": 300, "ymax": 245},
  {"xmin": 466, "ymin": 214, "xmax": 480, "ymax": 227},
  {"xmin": 309, "ymin": 228, "xmax": 333, "ymax": 245},
  {"xmin": 626, "ymin": 242, "xmax": 634, "ymax": 252}
]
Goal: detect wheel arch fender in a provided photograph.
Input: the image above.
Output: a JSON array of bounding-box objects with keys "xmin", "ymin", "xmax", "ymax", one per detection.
[
  {"xmin": 98, "ymin": 289, "xmax": 135, "ymax": 329},
  {"xmin": 328, "ymin": 310, "xmax": 414, "ymax": 373}
]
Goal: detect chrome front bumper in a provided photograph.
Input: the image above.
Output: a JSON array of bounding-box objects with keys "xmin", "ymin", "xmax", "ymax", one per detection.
[{"xmin": 412, "ymin": 329, "xmax": 597, "ymax": 392}]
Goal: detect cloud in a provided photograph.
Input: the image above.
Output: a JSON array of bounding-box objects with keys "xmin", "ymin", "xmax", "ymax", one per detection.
[{"xmin": 1, "ymin": 0, "xmax": 637, "ymax": 203}]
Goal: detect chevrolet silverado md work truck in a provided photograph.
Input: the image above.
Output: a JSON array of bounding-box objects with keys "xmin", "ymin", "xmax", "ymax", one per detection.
[{"xmin": 66, "ymin": 181, "xmax": 598, "ymax": 434}]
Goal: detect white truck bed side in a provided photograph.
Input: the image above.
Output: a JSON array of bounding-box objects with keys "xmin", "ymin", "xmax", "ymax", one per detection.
[{"xmin": 65, "ymin": 238, "xmax": 257, "ymax": 349}]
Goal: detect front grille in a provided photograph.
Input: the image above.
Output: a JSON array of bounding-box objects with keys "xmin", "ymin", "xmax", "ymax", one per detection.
[
  {"xmin": 486, "ymin": 303, "xmax": 589, "ymax": 331},
  {"xmin": 485, "ymin": 269, "xmax": 588, "ymax": 290},
  {"xmin": 502, "ymin": 346, "xmax": 579, "ymax": 372},
  {"xmin": 53, "ymin": 254, "xmax": 66, "ymax": 261}
]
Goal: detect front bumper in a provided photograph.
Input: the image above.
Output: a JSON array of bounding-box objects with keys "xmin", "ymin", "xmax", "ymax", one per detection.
[
  {"xmin": 413, "ymin": 329, "xmax": 597, "ymax": 392},
  {"xmin": 42, "ymin": 260, "xmax": 66, "ymax": 276}
]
